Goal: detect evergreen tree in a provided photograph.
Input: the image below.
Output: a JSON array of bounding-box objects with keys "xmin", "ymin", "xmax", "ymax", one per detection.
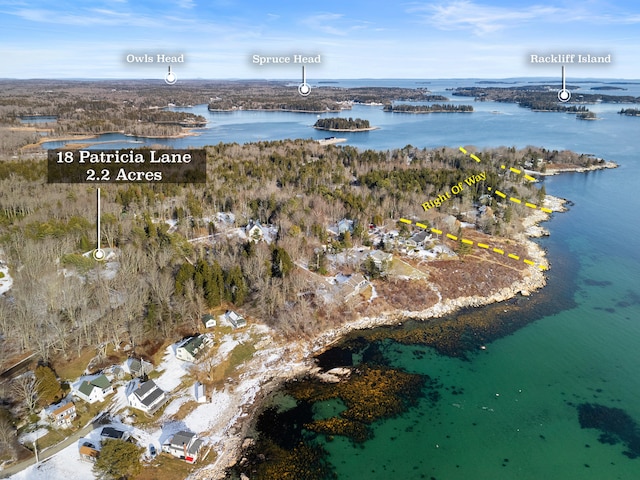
[
  {"xmin": 174, "ymin": 262, "xmax": 195, "ymax": 295},
  {"xmin": 226, "ymin": 265, "xmax": 247, "ymax": 305},
  {"xmin": 194, "ymin": 259, "xmax": 210, "ymax": 292},
  {"xmin": 35, "ymin": 365, "xmax": 61, "ymax": 406},
  {"xmin": 362, "ymin": 257, "xmax": 381, "ymax": 279},
  {"xmin": 206, "ymin": 261, "xmax": 224, "ymax": 307},
  {"xmin": 94, "ymin": 439, "xmax": 143, "ymax": 480},
  {"xmin": 341, "ymin": 230, "xmax": 353, "ymax": 248},
  {"xmin": 271, "ymin": 246, "xmax": 294, "ymax": 278}
]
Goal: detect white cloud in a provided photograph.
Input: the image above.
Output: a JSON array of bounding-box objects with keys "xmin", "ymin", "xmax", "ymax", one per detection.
[
  {"xmin": 408, "ymin": 1, "xmax": 565, "ymax": 34},
  {"xmin": 408, "ymin": 0, "xmax": 640, "ymax": 34},
  {"xmin": 9, "ymin": 7, "xmax": 163, "ymax": 27},
  {"xmin": 300, "ymin": 12, "xmax": 371, "ymax": 36},
  {"xmin": 176, "ymin": 0, "xmax": 195, "ymax": 8}
]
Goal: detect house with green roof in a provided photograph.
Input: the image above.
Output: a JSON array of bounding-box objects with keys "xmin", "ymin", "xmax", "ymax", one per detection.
[
  {"xmin": 175, "ymin": 335, "xmax": 209, "ymax": 362},
  {"xmin": 72, "ymin": 374, "xmax": 113, "ymax": 404}
]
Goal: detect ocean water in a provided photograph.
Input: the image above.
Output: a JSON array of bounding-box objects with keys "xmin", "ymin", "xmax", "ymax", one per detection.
[
  {"xmin": 306, "ymin": 113, "xmax": 640, "ymax": 478},
  {"xmin": 43, "ymin": 79, "xmax": 640, "ymax": 478}
]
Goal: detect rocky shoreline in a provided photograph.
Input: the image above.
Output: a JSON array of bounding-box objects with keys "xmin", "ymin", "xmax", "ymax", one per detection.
[{"xmin": 192, "ymin": 195, "xmax": 565, "ymax": 480}]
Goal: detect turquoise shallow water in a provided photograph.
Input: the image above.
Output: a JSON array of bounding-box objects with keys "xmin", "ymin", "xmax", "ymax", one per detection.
[{"xmin": 314, "ymin": 155, "xmax": 640, "ymax": 478}]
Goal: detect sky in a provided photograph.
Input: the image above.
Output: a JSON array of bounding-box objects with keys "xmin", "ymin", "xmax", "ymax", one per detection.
[{"xmin": 1, "ymin": 0, "xmax": 639, "ymax": 79}]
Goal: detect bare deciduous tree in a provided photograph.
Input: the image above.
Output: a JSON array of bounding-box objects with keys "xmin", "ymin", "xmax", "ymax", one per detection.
[{"xmin": 11, "ymin": 374, "xmax": 40, "ymax": 415}]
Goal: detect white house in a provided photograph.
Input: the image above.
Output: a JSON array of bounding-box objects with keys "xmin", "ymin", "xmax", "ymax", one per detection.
[
  {"xmin": 176, "ymin": 335, "xmax": 208, "ymax": 362},
  {"xmin": 50, "ymin": 402, "xmax": 76, "ymax": 428},
  {"xmin": 406, "ymin": 230, "xmax": 431, "ymax": 247},
  {"xmin": 224, "ymin": 310, "xmax": 246, "ymax": 329},
  {"xmin": 73, "ymin": 374, "xmax": 113, "ymax": 404},
  {"xmin": 201, "ymin": 313, "xmax": 216, "ymax": 329},
  {"xmin": 245, "ymin": 220, "xmax": 266, "ymax": 241},
  {"xmin": 368, "ymin": 250, "xmax": 393, "ymax": 270},
  {"xmin": 337, "ymin": 218, "xmax": 354, "ymax": 234},
  {"xmin": 165, "ymin": 431, "xmax": 205, "ymax": 464},
  {"xmin": 127, "ymin": 380, "xmax": 168, "ymax": 415},
  {"xmin": 341, "ymin": 273, "xmax": 369, "ymax": 301}
]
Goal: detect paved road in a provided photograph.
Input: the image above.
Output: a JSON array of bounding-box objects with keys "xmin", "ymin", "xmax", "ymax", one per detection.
[{"xmin": 0, "ymin": 416, "xmax": 105, "ymax": 479}]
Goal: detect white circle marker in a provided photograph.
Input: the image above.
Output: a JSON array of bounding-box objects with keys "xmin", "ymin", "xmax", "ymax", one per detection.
[
  {"xmin": 93, "ymin": 248, "xmax": 106, "ymax": 261},
  {"xmin": 558, "ymin": 89, "xmax": 571, "ymax": 102},
  {"xmin": 165, "ymin": 66, "xmax": 177, "ymax": 85},
  {"xmin": 298, "ymin": 83, "xmax": 311, "ymax": 96}
]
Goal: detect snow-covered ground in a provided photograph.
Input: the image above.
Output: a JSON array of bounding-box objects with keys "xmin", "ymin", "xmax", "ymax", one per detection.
[
  {"xmin": 0, "ymin": 249, "xmax": 13, "ymax": 295},
  {"xmin": 154, "ymin": 344, "xmax": 193, "ymax": 393},
  {"xmin": 9, "ymin": 323, "xmax": 303, "ymax": 480},
  {"xmin": 9, "ymin": 447, "xmax": 95, "ymax": 480},
  {"xmin": 10, "ymin": 420, "xmax": 150, "ymax": 480}
]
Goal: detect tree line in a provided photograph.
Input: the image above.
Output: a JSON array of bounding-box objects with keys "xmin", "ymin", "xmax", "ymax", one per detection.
[{"xmin": 383, "ymin": 103, "xmax": 473, "ymax": 113}]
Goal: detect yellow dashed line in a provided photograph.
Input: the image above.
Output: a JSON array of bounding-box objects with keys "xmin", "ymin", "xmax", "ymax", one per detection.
[
  {"xmin": 470, "ymin": 154, "xmax": 481, "ymax": 162},
  {"xmin": 510, "ymin": 167, "xmax": 521, "ymax": 174},
  {"xmin": 491, "ymin": 190, "xmax": 554, "ymax": 214},
  {"xmin": 524, "ymin": 174, "xmax": 536, "ymax": 181},
  {"xmin": 399, "ymin": 219, "xmax": 547, "ymax": 269}
]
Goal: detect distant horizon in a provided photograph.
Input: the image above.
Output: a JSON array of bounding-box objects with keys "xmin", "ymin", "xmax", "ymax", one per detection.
[{"xmin": 2, "ymin": 76, "xmax": 640, "ymax": 82}]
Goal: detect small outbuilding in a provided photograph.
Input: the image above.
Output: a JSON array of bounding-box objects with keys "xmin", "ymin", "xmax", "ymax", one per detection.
[
  {"xmin": 201, "ymin": 314, "xmax": 216, "ymax": 329},
  {"xmin": 224, "ymin": 310, "xmax": 246, "ymax": 329}
]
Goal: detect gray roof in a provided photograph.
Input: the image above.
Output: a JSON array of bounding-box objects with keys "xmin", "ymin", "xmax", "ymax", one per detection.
[
  {"xmin": 127, "ymin": 358, "xmax": 142, "ymax": 373},
  {"xmin": 180, "ymin": 336, "xmax": 205, "ymax": 356},
  {"xmin": 172, "ymin": 431, "xmax": 195, "ymax": 448},
  {"xmin": 134, "ymin": 380, "xmax": 159, "ymax": 399},
  {"xmin": 188, "ymin": 438, "xmax": 204, "ymax": 455},
  {"xmin": 140, "ymin": 387, "xmax": 164, "ymax": 407},
  {"xmin": 101, "ymin": 427, "xmax": 125, "ymax": 439},
  {"xmin": 410, "ymin": 230, "xmax": 430, "ymax": 243}
]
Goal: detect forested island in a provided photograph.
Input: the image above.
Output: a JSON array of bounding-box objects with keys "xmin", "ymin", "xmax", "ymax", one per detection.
[
  {"xmin": 619, "ymin": 108, "xmax": 640, "ymax": 116},
  {"xmin": 383, "ymin": 103, "xmax": 473, "ymax": 113},
  {"xmin": 313, "ymin": 117, "xmax": 376, "ymax": 131},
  {"xmin": 576, "ymin": 111, "xmax": 598, "ymax": 120},
  {"xmin": 452, "ymin": 85, "xmax": 640, "ymax": 117}
]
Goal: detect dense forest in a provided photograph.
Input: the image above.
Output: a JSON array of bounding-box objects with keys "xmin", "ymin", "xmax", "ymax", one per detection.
[
  {"xmin": 0, "ymin": 140, "xmax": 600, "ymax": 361},
  {"xmin": 383, "ymin": 103, "xmax": 473, "ymax": 113},
  {"xmin": 313, "ymin": 117, "xmax": 372, "ymax": 130}
]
